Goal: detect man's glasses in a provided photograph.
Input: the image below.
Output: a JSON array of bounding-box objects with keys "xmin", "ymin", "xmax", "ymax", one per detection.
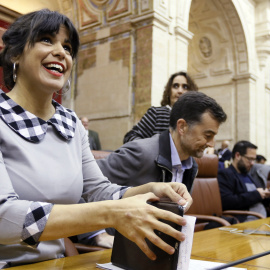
[
  {"xmin": 172, "ymin": 83, "xmax": 190, "ymax": 90},
  {"xmin": 242, "ymin": 155, "xmax": 256, "ymax": 163}
]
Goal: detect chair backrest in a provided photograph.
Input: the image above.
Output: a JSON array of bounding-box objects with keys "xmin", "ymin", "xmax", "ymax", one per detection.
[
  {"xmin": 187, "ymin": 154, "xmax": 227, "ymax": 227},
  {"xmin": 194, "ymin": 154, "xmax": 218, "ymax": 178},
  {"xmin": 189, "ymin": 154, "xmax": 221, "ymax": 215},
  {"xmin": 186, "ymin": 177, "xmax": 223, "ymax": 217}
]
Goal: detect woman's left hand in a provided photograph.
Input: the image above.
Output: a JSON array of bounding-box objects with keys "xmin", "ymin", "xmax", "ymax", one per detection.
[{"xmin": 123, "ymin": 182, "xmax": 192, "ymax": 212}]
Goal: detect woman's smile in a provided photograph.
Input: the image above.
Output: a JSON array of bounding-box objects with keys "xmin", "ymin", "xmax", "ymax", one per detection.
[{"xmin": 42, "ymin": 62, "xmax": 65, "ymax": 77}]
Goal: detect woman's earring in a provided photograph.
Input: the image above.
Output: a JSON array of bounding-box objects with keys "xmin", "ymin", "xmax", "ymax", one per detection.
[
  {"xmin": 56, "ymin": 80, "xmax": 71, "ymax": 95},
  {"xmin": 13, "ymin": 63, "xmax": 17, "ymax": 83},
  {"xmin": 66, "ymin": 79, "xmax": 71, "ymax": 92}
]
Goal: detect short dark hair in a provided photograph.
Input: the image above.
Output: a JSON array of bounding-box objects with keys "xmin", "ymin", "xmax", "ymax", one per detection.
[
  {"xmin": 169, "ymin": 91, "xmax": 227, "ymax": 129},
  {"xmin": 160, "ymin": 71, "xmax": 198, "ymax": 106},
  {"xmin": 0, "ymin": 9, "xmax": 80, "ymax": 90},
  {"xmin": 256, "ymin": 154, "xmax": 266, "ymax": 162},
  {"xmin": 232, "ymin": 140, "xmax": 257, "ymax": 159}
]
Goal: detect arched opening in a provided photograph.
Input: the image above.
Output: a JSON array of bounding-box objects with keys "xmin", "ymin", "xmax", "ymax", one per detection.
[{"xmin": 188, "ymin": 0, "xmax": 251, "ymax": 150}]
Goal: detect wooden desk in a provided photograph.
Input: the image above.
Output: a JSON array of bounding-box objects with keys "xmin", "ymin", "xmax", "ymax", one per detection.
[
  {"xmin": 191, "ymin": 217, "xmax": 270, "ymax": 269},
  {"xmin": 9, "ymin": 218, "xmax": 270, "ymax": 270},
  {"xmin": 8, "ymin": 249, "xmax": 111, "ymax": 270}
]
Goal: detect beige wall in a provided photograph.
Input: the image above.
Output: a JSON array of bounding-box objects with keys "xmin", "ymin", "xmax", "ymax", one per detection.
[
  {"xmin": 0, "ymin": 0, "xmax": 60, "ymax": 14},
  {"xmin": 75, "ymin": 0, "xmax": 194, "ymax": 149},
  {"xmin": 76, "ymin": 40, "xmax": 131, "ymax": 150},
  {"xmin": 74, "ymin": 0, "xmax": 135, "ymax": 149}
]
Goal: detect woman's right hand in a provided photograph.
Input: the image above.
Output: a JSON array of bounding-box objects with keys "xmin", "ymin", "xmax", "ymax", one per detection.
[
  {"xmin": 40, "ymin": 192, "xmax": 186, "ymax": 260},
  {"xmin": 110, "ymin": 192, "xmax": 186, "ymax": 260}
]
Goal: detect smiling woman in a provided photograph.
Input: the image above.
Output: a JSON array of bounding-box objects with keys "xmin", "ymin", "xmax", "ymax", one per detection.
[
  {"xmin": 0, "ymin": 9, "xmax": 192, "ymax": 268},
  {"xmin": 9, "ymin": 25, "xmax": 74, "ymax": 113},
  {"xmin": 0, "ymin": 10, "xmax": 79, "ymax": 92}
]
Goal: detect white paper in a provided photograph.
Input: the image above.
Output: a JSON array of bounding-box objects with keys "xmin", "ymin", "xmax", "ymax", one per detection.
[
  {"xmin": 177, "ymin": 215, "xmax": 196, "ymax": 270},
  {"xmin": 96, "ymin": 262, "xmax": 123, "ymax": 270}
]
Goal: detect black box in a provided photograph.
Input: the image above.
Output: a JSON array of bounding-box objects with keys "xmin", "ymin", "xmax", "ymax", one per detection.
[{"xmin": 111, "ymin": 201, "xmax": 184, "ymax": 270}]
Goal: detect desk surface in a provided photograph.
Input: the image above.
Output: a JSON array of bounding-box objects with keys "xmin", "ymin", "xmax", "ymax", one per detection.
[
  {"xmin": 191, "ymin": 217, "xmax": 270, "ymax": 269},
  {"xmin": 9, "ymin": 217, "xmax": 270, "ymax": 270}
]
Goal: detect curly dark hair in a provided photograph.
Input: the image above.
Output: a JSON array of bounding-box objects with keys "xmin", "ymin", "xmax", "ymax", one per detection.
[
  {"xmin": 160, "ymin": 71, "xmax": 198, "ymax": 106},
  {"xmin": 0, "ymin": 9, "xmax": 80, "ymax": 90}
]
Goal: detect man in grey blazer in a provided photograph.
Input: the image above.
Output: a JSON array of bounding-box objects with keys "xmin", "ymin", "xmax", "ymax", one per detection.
[
  {"xmin": 97, "ymin": 91, "xmax": 227, "ymax": 192},
  {"xmin": 76, "ymin": 91, "xmax": 227, "ymax": 248}
]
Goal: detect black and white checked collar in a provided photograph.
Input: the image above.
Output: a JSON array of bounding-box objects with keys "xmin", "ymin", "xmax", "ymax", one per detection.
[{"xmin": 0, "ymin": 89, "xmax": 77, "ymax": 142}]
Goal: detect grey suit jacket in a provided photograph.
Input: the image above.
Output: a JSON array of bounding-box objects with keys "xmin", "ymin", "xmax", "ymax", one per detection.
[
  {"xmin": 97, "ymin": 130, "xmax": 198, "ymax": 192},
  {"xmin": 88, "ymin": 129, "xmax": 102, "ymax": 150},
  {"xmin": 249, "ymin": 163, "xmax": 270, "ymax": 189}
]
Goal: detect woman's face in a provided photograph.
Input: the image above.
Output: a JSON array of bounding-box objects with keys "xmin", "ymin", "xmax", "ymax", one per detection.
[
  {"xmin": 16, "ymin": 25, "xmax": 73, "ymax": 95},
  {"xmin": 169, "ymin": 75, "xmax": 189, "ymax": 107}
]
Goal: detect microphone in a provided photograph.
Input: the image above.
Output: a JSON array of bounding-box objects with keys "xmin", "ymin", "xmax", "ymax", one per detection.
[{"xmin": 208, "ymin": 250, "xmax": 270, "ymax": 270}]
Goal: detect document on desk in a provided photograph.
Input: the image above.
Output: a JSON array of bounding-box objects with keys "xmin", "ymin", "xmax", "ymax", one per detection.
[
  {"xmin": 96, "ymin": 263, "xmax": 123, "ymax": 270},
  {"xmin": 188, "ymin": 259, "xmax": 247, "ymax": 270}
]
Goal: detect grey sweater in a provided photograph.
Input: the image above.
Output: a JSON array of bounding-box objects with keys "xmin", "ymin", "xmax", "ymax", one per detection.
[{"xmin": 0, "ymin": 110, "xmax": 124, "ymax": 267}]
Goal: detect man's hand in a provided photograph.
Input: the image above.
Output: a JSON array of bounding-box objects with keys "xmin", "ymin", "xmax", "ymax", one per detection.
[
  {"xmin": 257, "ymin": 188, "xmax": 270, "ymax": 199},
  {"xmin": 124, "ymin": 182, "xmax": 193, "ymax": 212},
  {"xmin": 111, "ymin": 192, "xmax": 187, "ymax": 260},
  {"xmin": 95, "ymin": 232, "xmax": 114, "ymax": 248},
  {"xmin": 149, "ymin": 182, "xmax": 193, "ymax": 212}
]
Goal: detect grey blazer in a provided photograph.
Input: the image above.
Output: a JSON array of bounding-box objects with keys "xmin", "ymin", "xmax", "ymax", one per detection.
[
  {"xmin": 97, "ymin": 130, "xmax": 198, "ymax": 192},
  {"xmin": 249, "ymin": 163, "xmax": 270, "ymax": 189}
]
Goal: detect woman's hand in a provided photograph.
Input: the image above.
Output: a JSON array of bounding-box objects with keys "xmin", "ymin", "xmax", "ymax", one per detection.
[
  {"xmin": 95, "ymin": 232, "xmax": 114, "ymax": 248},
  {"xmin": 42, "ymin": 182, "xmax": 191, "ymax": 260},
  {"xmin": 111, "ymin": 192, "xmax": 186, "ymax": 260},
  {"xmin": 123, "ymin": 182, "xmax": 193, "ymax": 212}
]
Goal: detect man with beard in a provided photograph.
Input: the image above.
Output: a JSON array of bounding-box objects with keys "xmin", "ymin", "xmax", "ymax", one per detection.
[
  {"xmin": 218, "ymin": 140, "xmax": 270, "ymax": 222},
  {"xmin": 96, "ymin": 91, "xmax": 227, "ymax": 192}
]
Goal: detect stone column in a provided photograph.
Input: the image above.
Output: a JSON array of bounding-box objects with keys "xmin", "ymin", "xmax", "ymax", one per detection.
[
  {"xmin": 255, "ymin": 0, "xmax": 270, "ymax": 70},
  {"xmin": 233, "ymin": 73, "xmax": 257, "ymax": 142},
  {"xmin": 131, "ymin": 0, "xmax": 193, "ymax": 123}
]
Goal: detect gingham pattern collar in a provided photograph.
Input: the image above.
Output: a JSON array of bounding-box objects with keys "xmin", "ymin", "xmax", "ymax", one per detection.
[{"xmin": 0, "ymin": 89, "xmax": 77, "ymax": 142}]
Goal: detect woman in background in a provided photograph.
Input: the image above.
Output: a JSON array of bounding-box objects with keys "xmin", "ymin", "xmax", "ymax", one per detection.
[
  {"xmin": 123, "ymin": 71, "xmax": 198, "ymax": 143},
  {"xmin": 0, "ymin": 9, "xmax": 192, "ymax": 268}
]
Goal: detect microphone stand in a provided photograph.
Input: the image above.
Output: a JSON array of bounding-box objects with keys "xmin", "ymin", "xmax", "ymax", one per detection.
[{"xmin": 208, "ymin": 250, "xmax": 270, "ymax": 270}]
